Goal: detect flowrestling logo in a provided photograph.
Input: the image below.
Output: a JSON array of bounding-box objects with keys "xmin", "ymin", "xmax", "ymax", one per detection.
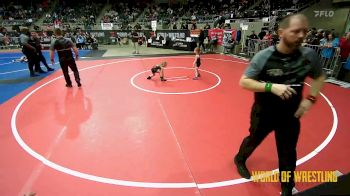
[{"xmin": 314, "ymin": 10, "xmax": 335, "ymax": 17}]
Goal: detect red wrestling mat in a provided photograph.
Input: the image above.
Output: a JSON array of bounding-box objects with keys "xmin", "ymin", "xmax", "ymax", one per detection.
[{"xmin": 0, "ymin": 54, "xmax": 349, "ymax": 195}]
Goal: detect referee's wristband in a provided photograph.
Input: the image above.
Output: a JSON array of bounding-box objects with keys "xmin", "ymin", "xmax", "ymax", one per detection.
[{"xmin": 265, "ymin": 82, "xmax": 272, "ymax": 92}]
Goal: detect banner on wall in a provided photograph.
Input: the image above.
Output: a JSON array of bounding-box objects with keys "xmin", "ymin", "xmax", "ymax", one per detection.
[
  {"xmin": 208, "ymin": 29, "xmax": 224, "ymax": 45},
  {"xmin": 101, "ymin": 23, "xmax": 113, "ymax": 30},
  {"xmin": 151, "ymin": 20, "xmax": 157, "ymax": 31},
  {"xmin": 155, "ymin": 30, "xmax": 189, "ymax": 40},
  {"xmin": 208, "ymin": 29, "xmax": 237, "ymax": 46},
  {"xmin": 190, "ymin": 29, "xmax": 201, "ymax": 37},
  {"xmin": 222, "ymin": 30, "xmax": 237, "ymax": 45}
]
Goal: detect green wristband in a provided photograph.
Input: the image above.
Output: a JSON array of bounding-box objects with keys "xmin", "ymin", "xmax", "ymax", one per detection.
[{"xmin": 265, "ymin": 83, "xmax": 272, "ymax": 92}]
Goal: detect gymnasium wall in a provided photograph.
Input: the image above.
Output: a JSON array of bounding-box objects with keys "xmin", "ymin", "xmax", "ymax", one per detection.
[{"xmin": 300, "ymin": 0, "xmax": 350, "ymax": 34}]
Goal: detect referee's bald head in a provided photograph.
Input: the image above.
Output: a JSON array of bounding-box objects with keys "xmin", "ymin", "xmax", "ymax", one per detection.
[{"xmin": 279, "ymin": 14, "xmax": 308, "ymax": 29}]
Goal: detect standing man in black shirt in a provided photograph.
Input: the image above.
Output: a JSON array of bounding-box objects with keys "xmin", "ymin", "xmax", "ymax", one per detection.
[
  {"xmin": 131, "ymin": 30, "xmax": 140, "ymax": 54},
  {"xmin": 258, "ymin": 29, "xmax": 267, "ymax": 40},
  {"xmin": 65, "ymin": 32, "xmax": 76, "ymax": 44},
  {"xmin": 246, "ymin": 30, "xmax": 259, "ymax": 47},
  {"xmin": 20, "ymin": 28, "xmax": 43, "ymax": 77},
  {"xmin": 249, "ymin": 30, "xmax": 259, "ymax": 39},
  {"xmin": 31, "ymin": 31, "xmax": 54, "ymax": 72},
  {"xmin": 203, "ymin": 22, "xmax": 211, "ymax": 30},
  {"xmin": 198, "ymin": 29, "xmax": 205, "ymax": 52},
  {"xmin": 234, "ymin": 14, "xmax": 326, "ymax": 196},
  {"xmin": 50, "ymin": 28, "xmax": 81, "ymax": 88}
]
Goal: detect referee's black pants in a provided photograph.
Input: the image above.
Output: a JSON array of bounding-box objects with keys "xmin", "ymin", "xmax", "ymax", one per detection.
[
  {"xmin": 236, "ymin": 103, "xmax": 300, "ymax": 189},
  {"xmin": 198, "ymin": 41, "xmax": 205, "ymax": 51},
  {"xmin": 59, "ymin": 60, "xmax": 80, "ymax": 85}
]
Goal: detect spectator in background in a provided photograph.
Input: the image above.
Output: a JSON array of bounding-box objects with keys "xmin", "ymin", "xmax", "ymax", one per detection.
[
  {"xmin": 191, "ymin": 13, "xmax": 196, "ymax": 21},
  {"xmin": 224, "ymin": 23, "xmax": 231, "ymax": 30},
  {"xmin": 76, "ymin": 33, "xmax": 85, "ymax": 49},
  {"xmin": 86, "ymin": 34, "xmax": 94, "ymax": 49},
  {"xmin": 204, "ymin": 22, "xmax": 211, "ymax": 30},
  {"xmin": 246, "ymin": 30, "xmax": 258, "ymax": 47},
  {"xmin": 91, "ymin": 35, "xmax": 98, "ymax": 50},
  {"xmin": 249, "ymin": 31, "xmax": 258, "ymax": 39},
  {"xmin": 262, "ymin": 31, "xmax": 272, "ymax": 47},
  {"xmin": 263, "ymin": 31, "xmax": 273, "ymax": 41},
  {"xmin": 315, "ymin": 29, "xmax": 324, "ymax": 44},
  {"xmin": 320, "ymin": 32, "xmax": 339, "ymax": 74},
  {"xmin": 0, "ymin": 27, "xmax": 10, "ymax": 46},
  {"xmin": 198, "ymin": 29, "xmax": 205, "ymax": 52},
  {"xmin": 134, "ymin": 23, "xmax": 142, "ymax": 30},
  {"xmin": 272, "ymin": 31, "xmax": 279, "ymax": 45},
  {"xmin": 209, "ymin": 33, "xmax": 218, "ymax": 52},
  {"xmin": 172, "ymin": 22, "xmax": 177, "ymax": 30},
  {"xmin": 338, "ymin": 32, "xmax": 350, "ymax": 80},
  {"xmin": 304, "ymin": 30, "xmax": 315, "ymax": 44},
  {"xmin": 0, "ymin": 28, "xmax": 5, "ymax": 46},
  {"xmin": 65, "ymin": 32, "xmax": 76, "ymax": 44},
  {"xmin": 181, "ymin": 22, "xmax": 188, "ymax": 30},
  {"xmin": 258, "ymin": 29, "xmax": 266, "ymax": 40},
  {"xmin": 236, "ymin": 28, "xmax": 242, "ymax": 43},
  {"xmin": 115, "ymin": 32, "xmax": 121, "ymax": 46},
  {"xmin": 34, "ymin": 25, "xmax": 40, "ymax": 31},
  {"xmin": 131, "ymin": 30, "xmax": 140, "ymax": 54},
  {"xmin": 191, "ymin": 22, "xmax": 197, "ymax": 30}
]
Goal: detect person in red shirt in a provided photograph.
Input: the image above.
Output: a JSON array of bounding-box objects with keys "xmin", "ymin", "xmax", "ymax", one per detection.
[
  {"xmin": 337, "ymin": 32, "xmax": 350, "ymax": 80},
  {"xmin": 263, "ymin": 31, "xmax": 273, "ymax": 46},
  {"xmin": 340, "ymin": 32, "xmax": 350, "ymax": 60},
  {"xmin": 263, "ymin": 31, "xmax": 273, "ymax": 41}
]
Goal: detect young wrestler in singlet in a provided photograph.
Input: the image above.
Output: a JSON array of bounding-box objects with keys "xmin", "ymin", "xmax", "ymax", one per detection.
[
  {"xmin": 146, "ymin": 61, "xmax": 167, "ymax": 81},
  {"xmin": 193, "ymin": 47, "xmax": 201, "ymax": 80}
]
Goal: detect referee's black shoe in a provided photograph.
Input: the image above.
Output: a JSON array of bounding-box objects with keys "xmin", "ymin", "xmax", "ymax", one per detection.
[
  {"xmin": 281, "ymin": 185, "xmax": 293, "ymax": 196},
  {"xmin": 234, "ymin": 155, "xmax": 251, "ymax": 179}
]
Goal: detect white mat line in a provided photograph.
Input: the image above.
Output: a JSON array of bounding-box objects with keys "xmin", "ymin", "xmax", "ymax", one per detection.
[
  {"xmin": 166, "ymin": 76, "xmax": 188, "ymax": 80},
  {"xmin": 0, "ymin": 62, "xmax": 13, "ymax": 66},
  {"xmin": 166, "ymin": 78, "xmax": 189, "ymax": 82}
]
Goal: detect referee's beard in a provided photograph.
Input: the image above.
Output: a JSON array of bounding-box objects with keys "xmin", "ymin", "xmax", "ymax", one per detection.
[{"xmin": 282, "ymin": 37, "xmax": 304, "ymax": 51}]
